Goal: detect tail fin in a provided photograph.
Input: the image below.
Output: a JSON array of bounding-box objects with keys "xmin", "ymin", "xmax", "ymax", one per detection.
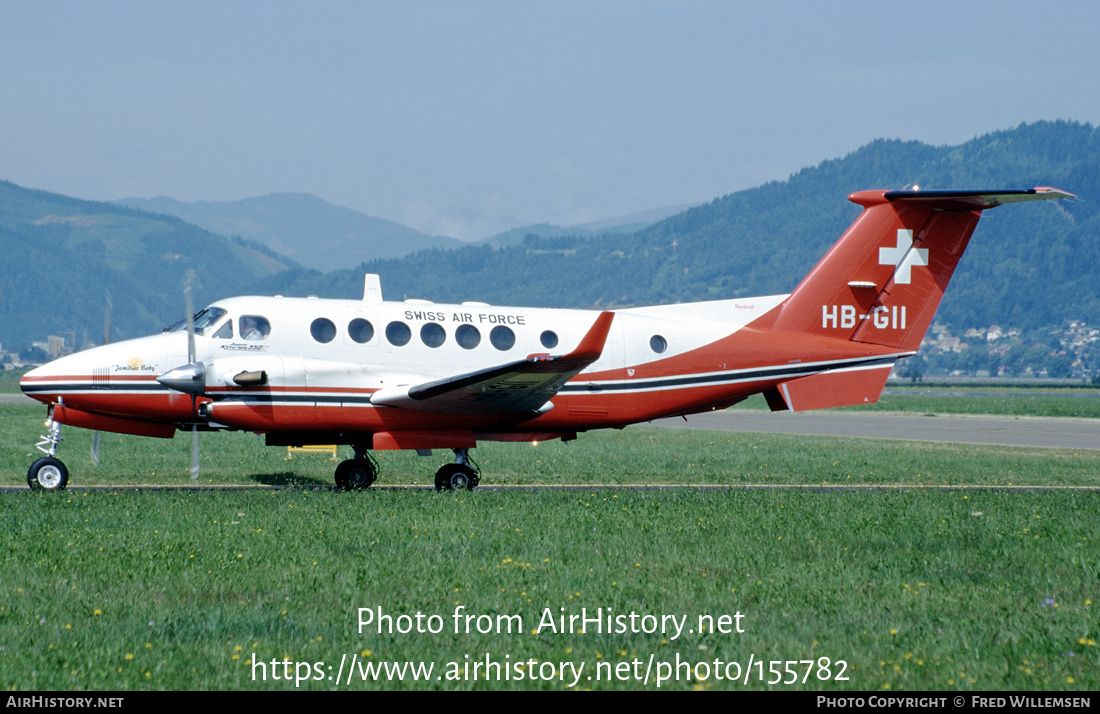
[{"xmin": 763, "ymin": 187, "xmax": 1074, "ymax": 352}]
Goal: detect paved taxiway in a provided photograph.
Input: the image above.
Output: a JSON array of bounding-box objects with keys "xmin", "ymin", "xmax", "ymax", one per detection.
[{"xmin": 652, "ymin": 410, "xmax": 1100, "ymax": 451}]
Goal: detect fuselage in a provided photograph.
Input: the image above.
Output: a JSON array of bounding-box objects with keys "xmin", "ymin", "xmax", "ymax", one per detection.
[{"xmin": 21, "ymin": 289, "xmax": 900, "ymax": 446}]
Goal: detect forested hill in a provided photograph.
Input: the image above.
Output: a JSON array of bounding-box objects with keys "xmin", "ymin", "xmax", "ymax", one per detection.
[
  {"xmin": 0, "ymin": 182, "xmax": 295, "ymax": 346},
  {"xmin": 257, "ymin": 121, "xmax": 1099, "ymax": 333}
]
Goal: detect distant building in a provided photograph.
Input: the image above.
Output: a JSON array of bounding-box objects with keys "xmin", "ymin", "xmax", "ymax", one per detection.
[{"xmin": 46, "ymin": 335, "xmax": 67, "ymax": 359}]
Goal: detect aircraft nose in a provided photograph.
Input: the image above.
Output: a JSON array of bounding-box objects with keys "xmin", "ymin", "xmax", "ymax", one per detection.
[
  {"xmin": 19, "ymin": 356, "xmax": 72, "ymax": 404},
  {"xmin": 19, "ymin": 365, "xmax": 41, "ymax": 394},
  {"xmin": 18, "ymin": 332, "xmax": 188, "ymax": 405}
]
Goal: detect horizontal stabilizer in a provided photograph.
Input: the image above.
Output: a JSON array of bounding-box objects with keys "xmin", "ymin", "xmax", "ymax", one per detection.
[
  {"xmin": 768, "ymin": 363, "xmax": 893, "ymax": 412},
  {"xmin": 371, "ymin": 311, "xmax": 614, "ymax": 415},
  {"xmin": 883, "ymin": 187, "xmax": 1076, "ymax": 209}
]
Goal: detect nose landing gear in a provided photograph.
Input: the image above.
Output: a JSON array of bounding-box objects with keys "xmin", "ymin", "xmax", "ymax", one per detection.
[{"xmin": 28, "ymin": 411, "xmax": 68, "ymax": 491}]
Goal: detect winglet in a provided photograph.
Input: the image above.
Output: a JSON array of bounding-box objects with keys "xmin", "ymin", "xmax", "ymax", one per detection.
[{"xmin": 565, "ymin": 311, "xmax": 615, "ymax": 362}]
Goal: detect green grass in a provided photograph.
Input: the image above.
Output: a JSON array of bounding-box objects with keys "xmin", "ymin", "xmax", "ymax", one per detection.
[
  {"xmin": 2, "ymin": 489, "xmax": 1097, "ymax": 690},
  {"xmin": 2, "ymin": 401, "xmax": 1099, "ymax": 691}
]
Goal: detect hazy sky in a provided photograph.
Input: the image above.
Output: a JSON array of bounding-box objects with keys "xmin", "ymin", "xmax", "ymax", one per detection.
[{"xmin": 3, "ymin": 1, "xmax": 1098, "ymax": 239}]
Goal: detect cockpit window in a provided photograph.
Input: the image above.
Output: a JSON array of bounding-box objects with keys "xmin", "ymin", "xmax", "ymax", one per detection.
[
  {"xmin": 166, "ymin": 308, "xmax": 227, "ymax": 336},
  {"xmin": 193, "ymin": 308, "xmax": 227, "ymax": 335},
  {"xmin": 212, "ymin": 321, "xmax": 234, "ymax": 339},
  {"xmin": 239, "ymin": 315, "xmax": 271, "ymax": 341}
]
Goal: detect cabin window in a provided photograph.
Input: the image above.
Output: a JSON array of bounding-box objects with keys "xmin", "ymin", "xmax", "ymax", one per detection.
[
  {"xmin": 348, "ymin": 318, "xmax": 374, "ymax": 344},
  {"xmin": 650, "ymin": 335, "xmax": 667, "ymax": 354},
  {"xmin": 540, "ymin": 330, "xmax": 559, "ymax": 349},
  {"xmin": 420, "ymin": 323, "xmax": 446, "ymax": 348},
  {"xmin": 386, "ymin": 321, "xmax": 411, "ymax": 346},
  {"xmin": 490, "ymin": 325, "xmax": 515, "ymax": 351},
  {"xmin": 239, "ymin": 315, "xmax": 271, "ymax": 341},
  {"xmin": 212, "ymin": 321, "xmax": 233, "ymax": 339},
  {"xmin": 455, "ymin": 324, "xmax": 480, "ymax": 350},
  {"xmin": 311, "ymin": 318, "xmax": 337, "ymax": 344}
]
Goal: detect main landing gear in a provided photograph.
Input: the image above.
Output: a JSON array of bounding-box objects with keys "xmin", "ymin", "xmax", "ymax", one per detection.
[
  {"xmin": 332, "ymin": 448, "xmax": 481, "ymax": 491},
  {"xmin": 334, "ymin": 450, "xmax": 378, "ymax": 491},
  {"xmin": 435, "ymin": 448, "xmax": 480, "ymax": 492},
  {"xmin": 28, "ymin": 411, "xmax": 68, "ymax": 491}
]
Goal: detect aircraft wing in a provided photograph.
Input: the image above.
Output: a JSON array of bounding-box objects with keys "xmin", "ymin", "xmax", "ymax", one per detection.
[{"xmin": 370, "ymin": 311, "xmax": 614, "ymax": 415}]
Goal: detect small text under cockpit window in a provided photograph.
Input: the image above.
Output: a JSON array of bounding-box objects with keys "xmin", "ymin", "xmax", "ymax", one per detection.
[{"xmin": 240, "ymin": 315, "xmax": 271, "ymax": 341}]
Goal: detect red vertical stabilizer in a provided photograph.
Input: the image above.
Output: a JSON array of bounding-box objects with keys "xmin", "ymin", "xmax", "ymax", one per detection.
[{"xmin": 760, "ymin": 188, "xmax": 1073, "ymax": 353}]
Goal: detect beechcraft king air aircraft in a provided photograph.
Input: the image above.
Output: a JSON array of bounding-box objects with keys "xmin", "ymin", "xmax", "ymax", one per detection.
[{"xmin": 20, "ymin": 187, "xmax": 1074, "ymax": 491}]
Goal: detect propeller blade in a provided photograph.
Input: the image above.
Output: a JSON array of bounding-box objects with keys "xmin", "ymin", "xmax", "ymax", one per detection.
[
  {"xmin": 103, "ymin": 288, "xmax": 113, "ymax": 346},
  {"xmin": 184, "ymin": 282, "xmax": 196, "ymax": 365},
  {"xmin": 190, "ymin": 424, "xmax": 200, "ymax": 480},
  {"xmin": 90, "ymin": 431, "xmax": 101, "ymax": 466},
  {"xmin": 183, "ymin": 276, "xmax": 201, "ymax": 479}
]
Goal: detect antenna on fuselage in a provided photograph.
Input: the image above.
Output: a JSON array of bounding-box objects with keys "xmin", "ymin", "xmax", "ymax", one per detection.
[{"xmin": 363, "ymin": 273, "xmax": 383, "ymax": 304}]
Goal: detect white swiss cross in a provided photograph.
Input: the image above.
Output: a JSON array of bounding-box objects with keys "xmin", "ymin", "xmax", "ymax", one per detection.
[{"xmin": 879, "ymin": 229, "xmax": 929, "ymax": 285}]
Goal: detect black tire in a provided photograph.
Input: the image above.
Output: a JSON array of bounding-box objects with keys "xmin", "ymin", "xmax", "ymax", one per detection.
[
  {"xmin": 334, "ymin": 460, "xmax": 351, "ymax": 490},
  {"xmin": 434, "ymin": 463, "xmax": 479, "ymax": 492},
  {"xmin": 335, "ymin": 459, "xmax": 376, "ymax": 490},
  {"xmin": 28, "ymin": 457, "xmax": 68, "ymax": 491},
  {"xmin": 346, "ymin": 459, "xmax": 376, "ymax": 489}
]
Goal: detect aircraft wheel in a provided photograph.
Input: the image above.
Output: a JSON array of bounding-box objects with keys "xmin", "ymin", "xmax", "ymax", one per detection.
[
  {"xmin": 434, "ymin": 463, "xmax": 479, "ymax": 492},
  {"xmin": 334, "ymin": 460, "xmax": 351, "ymax": 490},
  {"xmin": 28, "ymin": 457, "xmax": 69, "ymax": 491},
  {"xmin": 346, "ymin": 459, "xmax": 376, "ymax": 489},
  {"xmin": 335, "ymin": 459, "xmax": 375, "ymax": 490}
]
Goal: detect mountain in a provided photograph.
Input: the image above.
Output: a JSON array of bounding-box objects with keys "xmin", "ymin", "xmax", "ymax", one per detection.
[
  {"xmin": 250, "ymin": 121, "xmax": 1099, "ymax": 336},
  {"xmin": 114, "ymin": 193, "xmax": 463, "ymax": 272},
  {"xmin": 0, "ymin": 181, "xmax": 295, "ymax": 347}
]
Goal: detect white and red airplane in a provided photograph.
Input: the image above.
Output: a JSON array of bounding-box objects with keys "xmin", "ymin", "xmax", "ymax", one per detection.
[{"xmin": 20, "ymin": 187, "xmax": 1073, "ymax": 491}]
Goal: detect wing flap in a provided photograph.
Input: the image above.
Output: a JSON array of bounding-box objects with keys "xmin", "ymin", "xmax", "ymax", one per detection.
[{"xmin": 370, "ymin": 311, "xmax": 614, "ymax": 415}]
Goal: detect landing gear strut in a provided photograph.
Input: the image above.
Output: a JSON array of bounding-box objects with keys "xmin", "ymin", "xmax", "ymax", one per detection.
[
  {"xmin": 334, "ymin": 449, "xmax": 377, "ymax": 490},
  {"xmin": 435, "ymin": 448, "xmax": 480, "ymax": 491},
  {"xmin": 28, "ymin": 410, "xmax": 68, "ymax": 491}
]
